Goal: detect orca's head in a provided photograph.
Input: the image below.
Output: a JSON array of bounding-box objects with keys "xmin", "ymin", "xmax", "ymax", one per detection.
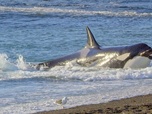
[
  {"xmin": 123, "ymin": 43, "xmax": 152, "ymax": 69},
  {"xmin": 137, "ymin": 43, "xmax": 152, "ymax": 59}
]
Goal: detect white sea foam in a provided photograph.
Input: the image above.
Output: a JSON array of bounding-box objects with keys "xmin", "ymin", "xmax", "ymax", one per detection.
[
  {"xmin": 49, "ymin": 66, "xmax": 152, "ymax": 81},
  {"xmin": 0, "ymin": 54, "xmax": 152, "ymax": 114},
  {"xmin": 0, "ymin": 54, "xmax": 152, "ymax": 81},
  {"xmin": 0, "ymin": 6, "xmax": 152, "ymax": 17},
  {"xmin": 1, "ymin": 82, "xmax": 152, "ymax": 114}
]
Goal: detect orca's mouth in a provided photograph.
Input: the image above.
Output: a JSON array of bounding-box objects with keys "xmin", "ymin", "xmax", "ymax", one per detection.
[{"xmin": 140, "ymin": 49, "xmax": 152, "ymax": 59}]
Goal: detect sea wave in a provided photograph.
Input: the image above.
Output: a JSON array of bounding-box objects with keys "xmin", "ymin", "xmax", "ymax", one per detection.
[
  {"xmin": 0, "ymin": 53, "xmax": 152, "ymax": 81},
  {"xmin": 0, "ymin": 6, "xmax": 152, "ymax": 17},
  {"xmin": 48, "ymin": 64, "xmax": 152, "ymax": 81}
]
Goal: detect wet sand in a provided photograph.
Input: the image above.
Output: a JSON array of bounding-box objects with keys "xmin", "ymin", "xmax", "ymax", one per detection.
[{"xmin": 37, "ymin": 94, "xmax": 152, "ymax": 114}]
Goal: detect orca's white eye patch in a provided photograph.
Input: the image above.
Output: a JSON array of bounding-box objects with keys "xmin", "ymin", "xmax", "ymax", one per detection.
[{"xmin": 117, "ymin": 53, "xmax": 130, "ymax": 61}]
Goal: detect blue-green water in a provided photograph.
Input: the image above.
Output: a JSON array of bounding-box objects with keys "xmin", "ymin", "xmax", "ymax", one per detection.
[{"xmin": 0, "ymin": 0, "xmax": 152, "ymax": 113}]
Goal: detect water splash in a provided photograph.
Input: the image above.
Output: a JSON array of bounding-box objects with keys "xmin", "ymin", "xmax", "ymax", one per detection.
[
  {"xmin": 0, "ymin": 54, "xmax": 31, "ymax": 71},
  {"xmin": 0, "ymin": 54, "xmax": 17, "ymax": 71},
  {"xmin": 16, "ymin": 54, "xmax": 28, "ymax": 70},
  {"xmin": 0, "ymin": 53, "xmax": 152, "ymax": 81}
]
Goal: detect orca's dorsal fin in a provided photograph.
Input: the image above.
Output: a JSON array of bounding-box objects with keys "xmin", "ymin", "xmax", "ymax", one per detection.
[{"xmin": 85, "ymin": 26, "xmax": 100, "ymax": 49}]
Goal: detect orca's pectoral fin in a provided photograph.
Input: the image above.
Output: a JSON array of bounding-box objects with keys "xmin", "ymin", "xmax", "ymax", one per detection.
[{"xmin": 116, "ymin": 53, "xmax": 130, "ymax": 61}]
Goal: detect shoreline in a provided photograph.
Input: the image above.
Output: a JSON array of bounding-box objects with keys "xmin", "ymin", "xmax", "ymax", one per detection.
[{"xmin": 37, "ymin": 94, "xmax": 152, "ymax": 114}]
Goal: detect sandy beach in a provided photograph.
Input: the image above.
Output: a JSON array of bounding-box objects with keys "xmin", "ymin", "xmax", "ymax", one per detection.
[{"xmin": 37, "ymin": 94, "xmax": 152, "ymax": 114}]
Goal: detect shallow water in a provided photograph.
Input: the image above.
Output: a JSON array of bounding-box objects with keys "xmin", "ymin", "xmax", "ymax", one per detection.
[{"xmin": 0, "ymin": 0, "xmax": 152, "ymax": 113}]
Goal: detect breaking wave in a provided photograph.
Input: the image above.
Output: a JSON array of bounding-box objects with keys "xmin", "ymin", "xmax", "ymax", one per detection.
[
  {"xmin": 0, "ymin": 53, "xmax": 152, "ymax": 81},
  {"xmin": 0, "ymin": 6, "xmax": 152, "ymax": 17}
]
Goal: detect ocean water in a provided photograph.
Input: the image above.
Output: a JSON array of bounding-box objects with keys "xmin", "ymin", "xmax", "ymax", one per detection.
[{"xmin": 0, "ymin": 0, "xmax": 152, "ymax": 113}]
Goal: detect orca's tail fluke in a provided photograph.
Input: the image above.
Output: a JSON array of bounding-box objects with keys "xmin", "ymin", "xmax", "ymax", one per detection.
[{"xmin": 85, "ymin": 26, "xmax": 100, "ymax": 48}]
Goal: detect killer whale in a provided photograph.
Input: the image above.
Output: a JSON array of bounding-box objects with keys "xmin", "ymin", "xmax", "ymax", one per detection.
[{"xmin": 36, "ymin": 27, "xmax": 152, "ymax": 70}]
